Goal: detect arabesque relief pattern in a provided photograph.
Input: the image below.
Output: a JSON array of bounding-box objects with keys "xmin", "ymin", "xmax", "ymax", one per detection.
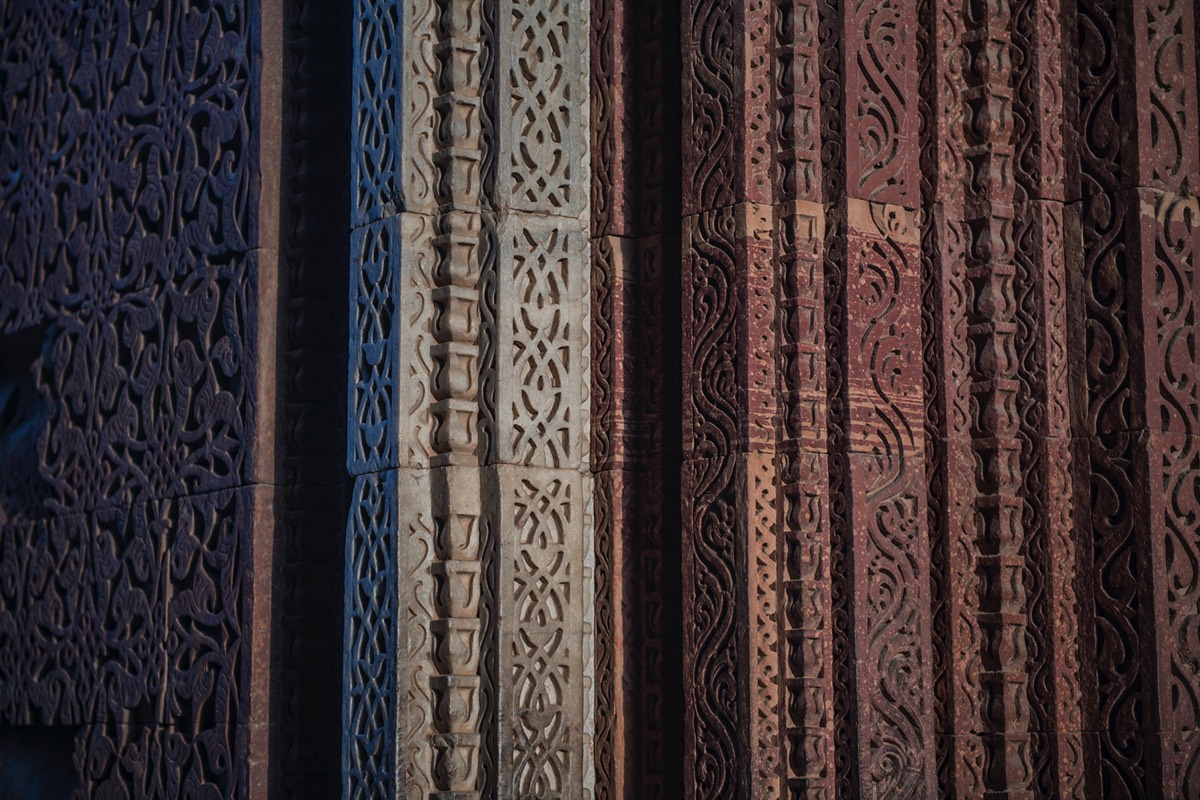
[
  {"xmin": 3, "ymin": 0, "xmax": 1199, "ymax": 797},
  {"xmin": 0, "ymin": 1, "xmax": 268, "ymax": 794},
  {"xmin": 653, "ymin": 0, "xmax": 1200, "ymax": 798}
]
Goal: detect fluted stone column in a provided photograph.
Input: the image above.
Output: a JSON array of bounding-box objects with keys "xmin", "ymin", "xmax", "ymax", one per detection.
[
  {"xmin": 676, "ymin": 1, "xmax": 937, "ymax": 797},
  {"xmin": 344, "ymin": 1, "xmax": 593, "ymax": 798}
]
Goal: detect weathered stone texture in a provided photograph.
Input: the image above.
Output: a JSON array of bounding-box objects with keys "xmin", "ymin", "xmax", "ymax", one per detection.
[{"xmin": 4, "ymin": 0, "xmax": 1200, "ymax": 798}]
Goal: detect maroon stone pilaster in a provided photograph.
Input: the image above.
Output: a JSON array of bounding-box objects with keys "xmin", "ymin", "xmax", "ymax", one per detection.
[
  {"xmin": 1010, "ymin": 2, "xmax": 1089, "ymax": 795},
  {"xmin": 679, "ymin": 2, "xmax": 783, "ymax": 798},
  {"xmin": 816, "ymin": 0, "xmax": 939, "ymax": 795},
  {"xmin": 591, "ymin": 0, "xmax": 683, "ymax": 797},
  {"xmin": 1075, "ymin": 0, "xmax": 1200, "ymax": 795},
  {"xmin": 918, "ymin": 3, "xmax": 985, "ymax": 795},
  {"xmin": 773, "ymin": 6, "xmax": 835, "ymax": 798}
]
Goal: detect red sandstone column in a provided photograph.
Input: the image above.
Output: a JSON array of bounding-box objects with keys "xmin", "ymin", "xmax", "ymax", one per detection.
[
  {"xmin": 960, "ymin": 5, "xmax": 1034, "ymax": 793},
  {"xmin": 591, "ymin": 1, "xmax": 683, "ymax": 798},
  {"xmin": 919, "ymin": 1, "xmax": 985, "ymax": 796},
  {"xmin": 1010, "ymin": 3, "xmax": 1088, "ymax": 796},
  {"xmin": 922, "ymin": 2, "xmax": 1089, "ymax": 796},
  {"xmin": 591, "ymin": 6, "xmax": 637, "ymax": 798},
  {"xmin": 679, "ymin": 2, "xmax": 782, "ymax": 799},
  {"xmin": 680, "ymin": 0, "xmax": 939, "ymax": 797},
  {"xmin": 773, "ymin": 4, "xmax": 836, "ymax": 799},
  {"xmin": 816, "ymin": 0, "xmax": 939, "ymax": 795},
  {"xmin": 1075, "ymin": 1, "xmax": 1200, "ymax": 796}
]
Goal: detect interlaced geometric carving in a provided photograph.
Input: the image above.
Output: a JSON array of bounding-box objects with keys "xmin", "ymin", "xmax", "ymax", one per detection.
[
  {"xmin": 510, "ymin": 227, "xmax": 575, "ymax": 467},
  {"xmin": 495, "ymin": 1, "xmax": 592, "ymax": 796},
  {"xmin": 343, "ymin": 473, "xmax": 397, "ymax": 799},
  {"xmin": 511, "ymin": 476, "xmax": 573, "ymax": 798},
  {"xmin": 509, "ymin": 0, "xmax": 576, "ymax": 212},
  {"xmin": 350, "ymin": 219, "xmax": 400, "ymax": 472},
  {"xmin": 353, "ymin": 0, "xmax": 401, "ymax": 222},
  {"xmin": 343, "ymin": 0, "xmax": 404, "ymax": 795}
]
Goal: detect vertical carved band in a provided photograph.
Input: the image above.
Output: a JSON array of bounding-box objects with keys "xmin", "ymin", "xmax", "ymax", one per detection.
[
  {"xmin": 492, "ymin": 2, "xmax": 593, "ymax": 796},
  {"xmin": 919, "ymin": 1, "xmax": 982, "ymax": 794},
  {"xmin": 1076, "ymin": 0, "xmax": 1200, "ymax": 795},
  {"xmin": 919, "ymin": 0, "xmax": 1092, "ymax": 796},
  {"xmin": 425, "ymin": 2, "xmax": 487, "ymax": 798},
  {"xmin": 961, "ymin": 2, "xmax": 1033, "ymax": 793},
  {"xmin": 344, "ymin": 470, "xmax": 397, "ymax": 798},
  {"xmin": 1011, "ymin": 0, "xmax": 1087, "ymax": 795},
  {"xmin": 346, "ymin": 1, "xmax": 593, "ymax": 798},
  {"xmin": 679, "ymin": 4, "xmax": 777, "ymax": 799},
  {"xmin": 343, "ymin": 3, "xmax": 403, "ymax": 789},
  {"xmin": 822, "ymin": 0, "xmax": 938, "ymax": 794},
  {"xmin": 773, "ymin": 5, "xmax": 833, "ymax": 798}
]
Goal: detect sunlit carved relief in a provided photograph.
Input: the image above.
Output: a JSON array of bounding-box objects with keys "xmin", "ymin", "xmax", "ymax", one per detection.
[{"xmin": 344, "ymin": 1, "xmax": 592, "ymax": 799}]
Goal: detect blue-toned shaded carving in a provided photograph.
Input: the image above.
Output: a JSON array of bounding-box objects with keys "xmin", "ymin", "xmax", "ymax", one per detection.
[
  {"xmin": 344, "ymin": 0, "xmax": 403, "ymax": 795},
  {"xmin": 0, "ymin": 0, "xmax": 259, "ymax": 794},
  {"xmin": 349, "ymin": 218, "xmax": 401, "ymax": 473},
  {"xmin": 352, "ymin": 0, "xmax": 403, "ymax": 225},
  {"xmin": 0, "ymin": 2, "xmax": 256, "ymax": 336},
  {"xmin": 343, "ymin": 472, "xmax": 397, "ymax": 798}
]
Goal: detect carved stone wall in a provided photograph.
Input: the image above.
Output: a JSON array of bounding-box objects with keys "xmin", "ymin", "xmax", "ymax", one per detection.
[
  {"xmin": 0, "ymin": 0, "xmax": 263, "ymax": 793},
  {"xmin": 649, "ymin": 1, "xmax": 1200, "ymax": 798},
  {"xmin": 3, "ymin": 0, "xmax": 1199, "ymax": 798},
  {"xmin": 0, "ymin": 0, "xmax": 349, "ymax": 796}
]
